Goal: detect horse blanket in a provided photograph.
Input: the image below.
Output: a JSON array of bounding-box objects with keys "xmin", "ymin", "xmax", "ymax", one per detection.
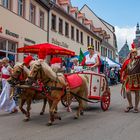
[{"xmin": 65, "ymin": 74, "xmax": 83, "ymax": 89}]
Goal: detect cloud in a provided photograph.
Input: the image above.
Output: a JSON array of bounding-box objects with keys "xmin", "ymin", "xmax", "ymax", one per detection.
[{"xmin": 115, "ymin": 26, "xmax": 136, "ymax": 51}]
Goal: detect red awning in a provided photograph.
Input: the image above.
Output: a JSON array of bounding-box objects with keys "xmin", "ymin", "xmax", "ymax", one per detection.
[{"xmin": 17, "ymin": 43, "xmax": 75, "ymax": 58}]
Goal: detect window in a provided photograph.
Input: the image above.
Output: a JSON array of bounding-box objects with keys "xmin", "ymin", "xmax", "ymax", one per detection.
[
  {"xmin": 71, "ymin": 26, "xmax": 74, "ymax": 40},
  {"xmin": 98, "ymin": 42, "xmax": 100, "ymax": 51},
  {"xmin": 0, "ymin": 39, "xmax": 6, "ymax": 50},
  {"xmin": 2, "ymin": 0, "xmax": 11, "ymax": 10},
  {"xmin": 101, "ymin": 46, "xmax": 106, "ymax": 57},
  {"xmin": 105, "ymin": 48, "xmax": 107, "ymax": 56},
  {"xmin": 87, "ymin": 36, "xmax": 90, "ymax": 46},
  {"xmin": 30, "ymin": 3, "xmax": 36, "ymax": 24},
  {"xmin": 91, "ymin": 38, "xmax": 93, "ymax": 46},
  {"xmin": 8, "ymin": 41, "xmax": 16, "ymax": 52},
  {"xmin": 95, "ymin": 40, "xmax": 97, "ymax": 51},
  {"xmin": 80, "ymin": 32, "xmax": 83, "ymax": 44},
  {"xmin": 18, "ymin": 0, "xmax": 25, "ymax": 17},
  {"xmin": 76, "ymin": 29, "xmax": 79, "ymax": 42},
  {"xmin": 65, "ymin": 22, "xmax": 69, "ymax": 37},
  {"xmin": 51, "ymin": 14, "xmax": 56, "ymax": 30},
  {"xmin": 59, "ymin": 18, "xmax": 63, "ymax": 34},
  {"xmin": 39, "ymin": 10, "xmax": 44, "ymax": 29}
]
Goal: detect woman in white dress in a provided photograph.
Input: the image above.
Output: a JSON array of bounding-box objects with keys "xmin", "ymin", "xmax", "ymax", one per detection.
[
  {"xmin": 83, "ymin": 45, "xmax": 100, "ymax": 73},
  {"xmin": 0, "ymin": 57, "xmax": 18, "ymax": 113}
]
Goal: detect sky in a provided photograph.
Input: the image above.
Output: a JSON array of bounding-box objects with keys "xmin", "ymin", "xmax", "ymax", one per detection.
[{"xmin": 71, "ymin": 0, "xmax": 140, "ymax": 51}]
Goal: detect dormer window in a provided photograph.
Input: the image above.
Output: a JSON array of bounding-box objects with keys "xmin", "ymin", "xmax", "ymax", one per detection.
[
  {"xmin": 82, "ymin": 19, "xmax": 84, "ymax": 24},
  {"xmin": 67, "ymin": 6, "xmax": 70, "ymax": 13},
  {"xmin": 75, "ymin": 13, "xmax": 77, "ymax": 19}
]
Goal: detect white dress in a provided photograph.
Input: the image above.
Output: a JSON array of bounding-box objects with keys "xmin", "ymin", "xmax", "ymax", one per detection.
[
  {"xmin": 0, "ymin": 66, "xmax": 16, "ymax": 113},
  {"xmin": 85, "ymin": 54, "xmax": 99, "ymax": 73},
  {"xmin": 0, "ymin": 82, "xmax": 16, "ymax": 112}
]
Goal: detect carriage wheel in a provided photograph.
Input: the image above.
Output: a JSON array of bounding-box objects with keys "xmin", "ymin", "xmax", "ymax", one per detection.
[
  {"xmin": 61, "ymin": 94, "xmax": 68, "ymax": 107},
  {"xmin": 101, "ymin": 90, "xmax": 110, "ymax": 111}
]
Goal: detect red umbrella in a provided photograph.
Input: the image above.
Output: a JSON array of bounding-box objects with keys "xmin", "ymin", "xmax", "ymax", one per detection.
[{"xmin": 17, "ymin": 43, "xmax": 75, "ymax": 59}]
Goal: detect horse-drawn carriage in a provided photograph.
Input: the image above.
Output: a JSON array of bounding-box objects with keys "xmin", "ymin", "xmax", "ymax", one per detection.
[
  {"xmin": 9, "ymin": 43, "xmax": 110, "ymax": 125},
  {"xmin": 61, "ymin": 69, "xmax": 111, "ymax": 111}
]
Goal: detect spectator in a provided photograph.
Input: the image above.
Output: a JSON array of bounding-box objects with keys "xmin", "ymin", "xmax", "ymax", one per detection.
[
  {"xmin": 0, "ymin": 60, "xmax": 3, "ymax": 92},
  {"xmin": 0, "ymin": 57, "xmax": 18, "ymax": 113}
]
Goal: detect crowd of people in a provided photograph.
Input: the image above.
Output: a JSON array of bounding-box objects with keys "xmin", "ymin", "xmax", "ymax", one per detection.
[{"xmin": 106, "ymin": 67, "xmax": 121, "ymax": 86}]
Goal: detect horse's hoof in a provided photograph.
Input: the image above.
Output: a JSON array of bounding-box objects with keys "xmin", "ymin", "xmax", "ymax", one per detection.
[
  {"xmin": 51, "ymin": 117, "xmax": 55, "ymax": 122},
  {"xmin": 47, "ymin": 122, "xmax": 52, "ymax": 126},
  {"xmin": 40, "ymin": 112, "xmax": 44, "ymax": 115},
  {"xmin": 74, "ymin": 116, "xmax": 78, "ymax": 119},
  {"xmin": 23, "ymin": 118, "xmax": 30, "ymax": 122},
  {"xmin": 58, "ymin": 117, "xmax": 61, "ymax": 120},
  {"xmin": 80, "ymin": 111, "xmax": 84, "ymax": 116}
]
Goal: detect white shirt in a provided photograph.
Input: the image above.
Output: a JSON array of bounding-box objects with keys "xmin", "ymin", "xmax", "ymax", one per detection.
[
  {"xmin": 1, "ymin": 66, "xmax": 11, "ymax": 76},
  {"xmin": 85, "ymin": 53, "xmax": 98, "ymax": 65}
]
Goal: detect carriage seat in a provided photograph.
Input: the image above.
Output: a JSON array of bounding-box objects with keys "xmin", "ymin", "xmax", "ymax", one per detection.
[{"xmin": 65, "ymin": 74, "xmax": 83, "ymax": 89}]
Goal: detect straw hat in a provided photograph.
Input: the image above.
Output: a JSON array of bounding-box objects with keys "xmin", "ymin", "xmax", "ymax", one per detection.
[
  {"xmin": 87, "ymin": 45, "xmax": 94, "ymax": 50},
  {"xmin": 2, "ymin": 57, "xmax": 9, "ymax": 64}
]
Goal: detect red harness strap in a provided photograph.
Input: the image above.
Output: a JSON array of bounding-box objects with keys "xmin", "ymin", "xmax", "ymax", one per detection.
[
  {"xmin": 2, "ymin": 74, "xmax": 10, "ymax": 79},
  {"xmin": 86, "ymin": 64, "xmax": 95, "ymax": 67}
]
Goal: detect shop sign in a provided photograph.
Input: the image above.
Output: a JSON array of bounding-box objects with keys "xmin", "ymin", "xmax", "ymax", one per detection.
[
  {"xmin": 5, "ymin": 29, "xmax": 19, "ymax": 38},
  {"xmin": 24, "ymin": 38, "xmax": 36, "ymax": 44},
  {"xmin": 52, "ymin": 38, "xmax": 69, "ymax": 48},
  {"xmin": 0, "ymin": 26, "xmax": 2, "ymax": 33}
]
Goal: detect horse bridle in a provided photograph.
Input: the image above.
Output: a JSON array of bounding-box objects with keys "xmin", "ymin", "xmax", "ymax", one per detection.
[
  {"xmin": 28, "ymin": 63, "xmax": 64, "ymax": 93},
  {"xmin": 9, "ymin": 66, "xmax": 24, "ymax": 85},
  {"xmin": 28, "ymin": 63, "xmax": 44, "ymax": 84}
]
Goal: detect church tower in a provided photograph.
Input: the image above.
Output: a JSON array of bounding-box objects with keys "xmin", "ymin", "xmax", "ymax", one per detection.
[{"xmin": 133, "ymin": 23, "xmax": 140, "ymax": 48}]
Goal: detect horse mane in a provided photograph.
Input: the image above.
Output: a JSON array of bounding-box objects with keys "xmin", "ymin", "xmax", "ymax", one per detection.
[
  {"xmin": 30, "ymin": 60, "xmax": 66, "ymax": 86},
  {"xmin": 31, "ymin": 60, "xmax": 57, "ymax": 81},
  {"xmin": 14, "ymin": 62, "xmax": 22, "ymax": 68},
  {"xmin": 14, "ymin": 62, "xmax": 30, "ymax": 76}
]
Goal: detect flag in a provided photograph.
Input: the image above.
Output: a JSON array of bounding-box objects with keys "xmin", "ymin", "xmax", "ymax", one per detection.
[{"xmin": 79, "ymin": 48, "xmax": 85, "ymax": 65}]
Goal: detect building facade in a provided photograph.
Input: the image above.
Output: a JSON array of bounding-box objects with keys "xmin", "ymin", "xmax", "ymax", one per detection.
[
  {"xmin": 0, "ymin": 0, "xmax": 118, "ymax": 62},
  {"xmin": 49, "ymin": 0, "xmax": 102, "ymax": 55},
  {"xmin": 0, "ymin": 0, "xmax": 49, "ymax": 62},
  {"xmin": 118, "ymin": 41, "xmax": 130, "ymax": 64},
  {"xmin": 80, "ymin": 5, "xmax": 118, "ymax": 60}
]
